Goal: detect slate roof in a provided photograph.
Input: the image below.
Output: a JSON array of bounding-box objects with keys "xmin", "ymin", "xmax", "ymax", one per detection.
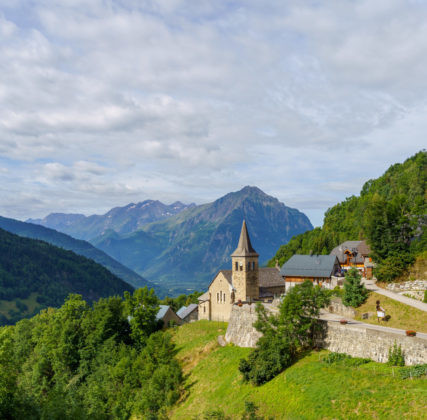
[
  {"xmin": 280, "ymin": 255, "xmax": 339, "ymax": 278},
  {"xmin": 176, "ymin": 306, "xmax": 187, "ymax": 318},
  {"xmin": 330, "ymin": 240, "xmax": 371, "ymax": 264},
  {"xmin": 156, "ymin": 305, "xmax": 170, "ymax": 320},
  {"xmin": 177, "ymin": 303, "xmax": 198, "ymax": 319},
  {"xmin": 198, "ymin": 291, "xmax": 210, "ymax": 302},
  {"xmin": 231, "ymin": 220, "xmax": 259, "ymax": 257},
  {"xmin": 259, "ymin": 267, "xmax": 286, "ymax": 288}
]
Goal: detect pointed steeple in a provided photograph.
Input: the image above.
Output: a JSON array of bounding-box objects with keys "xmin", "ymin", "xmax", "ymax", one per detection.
[{"xmin": 231, "ymin": 220, "xmax": 259, "ymax": 257}]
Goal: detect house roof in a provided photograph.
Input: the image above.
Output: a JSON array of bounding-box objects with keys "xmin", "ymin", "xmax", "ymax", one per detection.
[
  {"xmin": 259, "ymin": 267, "xmax": 286, "ymax": 288},
  {"xmin": 176, "ymin": 306, "xmax": 187, "ymax": 318},
  {"xmin": 231, "ymin": 220, "xmax": 259, "ymax": 257},
  {"xmin": 198, "ymin": 291, "xmax": 210, "ymax": 302},
  {"xmin": 330, "ymin": 240, "xmax": 371, "ymax": 264},
  {"xmin": 280, "ymin": 255, "xmax": 339, "ymax": 278},
  {"xmin": 156, "ymin": 305, "xmax": 170, "ymax": 320},
  {"xmin": 177, "ymin": 303, "xmax": 198, "ymax": 319}
]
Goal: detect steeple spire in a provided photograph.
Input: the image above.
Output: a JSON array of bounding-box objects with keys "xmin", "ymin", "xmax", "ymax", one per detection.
[{"xmin": 231, "ymin": 220, "xmax": 259, "ymax": 257}]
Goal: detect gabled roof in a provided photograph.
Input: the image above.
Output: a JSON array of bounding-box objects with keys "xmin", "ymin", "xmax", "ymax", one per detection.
[
  {"xmin": 177, "ymin": 303, "xmax": 198, "ymax": 319},
  {"xmin": 176, "ymin": 306, "xmax": 187, "ymax": 318},
  {"xmin": 207, "ymin": 269, "xmax": 232, "ymax": 290},
  {"xmin": 231, "ymin": 220, "xmax": 259, "ymax": 257},
  {"xmin": 330, "ymin": 240, "xmax": 371, "ymax": 264},
  {"xmin": 156, "ymin": 305, "xmax": 170, "ymax": 320},
  {"xmin": 198, "ymin": 291, "xmax": 210, "ymax": 302},
  {"xmin": 280, "ymin": 255, "xmax": 339, "ymax": 278},
  {"xmin": 259, "ymin": 267, "xmax": 286, "ymax": 288}
]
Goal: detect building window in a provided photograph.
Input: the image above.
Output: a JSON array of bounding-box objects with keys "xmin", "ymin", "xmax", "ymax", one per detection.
[
  {"xmin": 220, "ymin": 290, "xmax": 222, "ymax": 302},
  {"xmin": 224, "ymin": 293, "xmax": 226, "ymax": 303},
  {"xmin": 252, "ymin": 261, "xmax": 255, "ymax": 270},
  {"xmin": 239, "ymin": 263, "xmax": 243, "ymax": 271},
  {"xmin": 247, "ymin": 262, "xmax": 251, "ymax": 271},
  {"xmin": 204, "ymin": 305, "xmax": 206, "ymax": 313},
  {"xmin": 235, "ymin": 261, "xmax": 238, "ymax": 271},
  {"xmin": 217, "ymin": 293, "xmax": 219, "ymax": 303}
]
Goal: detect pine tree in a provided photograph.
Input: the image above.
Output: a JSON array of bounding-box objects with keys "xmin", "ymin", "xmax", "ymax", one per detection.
[{"xmin": 342, "ymin": 268, "xmax": 368, "ymax": 307}]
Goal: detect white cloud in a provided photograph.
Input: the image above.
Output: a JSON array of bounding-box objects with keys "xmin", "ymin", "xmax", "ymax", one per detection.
[{"xmin": 0, "ymin": 1, "xmax": 425, "ymax": 227}]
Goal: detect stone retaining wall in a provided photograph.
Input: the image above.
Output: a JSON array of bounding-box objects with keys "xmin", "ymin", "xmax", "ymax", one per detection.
[
  {"xmin": 327, "ymin": 298, "xmax": 356, "ymax": 318},
  {"xmin": 317, "ymin": 321, "xmax": 427, "ymax": 365},
  {"xmin": 224, "ymin": 303, "xmax": 262, "ymax": 348},
  {"xmin": 224, "ymin": 304, "xmax": 427, "ymax": 365},
  {"xmin": 387, "ymin": 280, "xmax": 427, "ymax": 292}
]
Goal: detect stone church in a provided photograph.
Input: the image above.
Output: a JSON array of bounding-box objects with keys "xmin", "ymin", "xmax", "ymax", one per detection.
[{"xmin": 198, "ymin": 220, "xmax": 286, "ymax": 322}]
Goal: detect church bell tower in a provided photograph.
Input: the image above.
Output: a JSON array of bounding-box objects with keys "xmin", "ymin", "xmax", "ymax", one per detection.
[{"xmin": 231, "ymin": 220, "xmax": 259, "ymax": 302}]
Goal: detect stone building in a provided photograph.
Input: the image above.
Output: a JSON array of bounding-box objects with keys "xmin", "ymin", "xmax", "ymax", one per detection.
[{"xmin": 198, "ymin": 220, "xmax": 286, "ymax": 322}]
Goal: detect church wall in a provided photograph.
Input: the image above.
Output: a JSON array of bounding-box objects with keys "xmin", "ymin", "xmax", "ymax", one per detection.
[
  {"xmin": 209, "ymin": 273, "xmax": 233, "ymax": 322},
  {"xmin": 198, "ymin": 299, "xmax": 210, "ymax": 320}
]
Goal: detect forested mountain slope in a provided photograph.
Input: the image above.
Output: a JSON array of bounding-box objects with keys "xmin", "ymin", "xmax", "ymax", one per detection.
[
  {"xmin": 0, "ymin": 216, "xmax": 155, "ymax": 290},
  {"xmin": 0, "ymin": 228, "xmax": 133, "ymax": 325},
  {"xmin": 269, "ymin": 151, "xmax": 427, "ymax": 282}
]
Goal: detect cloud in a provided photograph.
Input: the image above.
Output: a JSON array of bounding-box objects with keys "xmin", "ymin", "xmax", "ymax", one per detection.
[{"xmin": 0, "ymin": 1, "xmax": 425, "ymax": 227}]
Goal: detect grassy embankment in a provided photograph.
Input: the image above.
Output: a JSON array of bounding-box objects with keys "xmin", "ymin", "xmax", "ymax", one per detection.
[
  {"xmin": 354, "ymin": 292, "xmax": 427, "ymax": 333},
  {"xmin": 170, "ymin": 321, "xmax": 427, "ymax": 420}
]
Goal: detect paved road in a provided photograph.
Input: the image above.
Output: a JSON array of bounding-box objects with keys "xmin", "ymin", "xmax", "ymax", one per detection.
[
  {"xmin": 363, "ymin": 279, "xmax": 427, "ymax": 312},
  {"xmin": 319, "ymin": 310, "xmax": 427, "ymax": 340}
]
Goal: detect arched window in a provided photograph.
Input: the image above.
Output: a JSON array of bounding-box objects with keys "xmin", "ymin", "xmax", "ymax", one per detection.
[
  {"xmin": 235, "ymin": 261, "xmax": 238, "ymax": 271},
  {"xmin": 247, "ymin": 262, "xmax": 251, "ymax": 271},
  {"xmin": 217, "ymin": 292, "xmax": 219, "ymax": 303},
  {"xmin": 220, "ymin": 290, "xmax": 222, "ymax": 302},
  {"xmin": 204, "ymin": 305, "xmax": 206, "ymax": 313},
  {"xmin": 224, "ymin": 293, "xmax": 226, "ymax": 303},
  {"xmin": 252, "ymin": 261, "xmax": 255, "ymax": 270},
  {"xmin": 239, "ymin": 263, "xmax": 243, "ymax": 271}
]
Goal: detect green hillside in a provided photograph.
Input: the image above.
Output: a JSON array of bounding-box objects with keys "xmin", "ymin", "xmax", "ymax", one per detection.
[
  {"xmin": 170, "ymin": 321, "xmax": 427, "ymax": 419},
  {"xmin": 0, "ymin": 216, "xmax": 155, "ymax": 291},
  {"xmin": 0, "ymin": 228, "xmax": 133, "ymax": 325},
  {"xmin": 269, "ymin": 151, "xmax": 427, "ymax": 282}
]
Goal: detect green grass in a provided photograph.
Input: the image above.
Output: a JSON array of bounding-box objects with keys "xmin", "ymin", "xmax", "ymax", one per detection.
[
  {"xmin": 355, "ymin": 292, "xmax": 427, "ymax": 333},
  {"xmin": 170, "ymin": 321, "xmax": 427, "ymax": 420}
]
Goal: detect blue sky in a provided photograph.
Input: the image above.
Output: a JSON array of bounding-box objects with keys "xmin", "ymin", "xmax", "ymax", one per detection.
[{"xmin": 0, "ymin": 0, "xmax": 426, "ymax": 227}]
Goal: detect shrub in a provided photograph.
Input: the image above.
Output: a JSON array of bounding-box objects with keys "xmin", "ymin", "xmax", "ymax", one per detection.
[
  {"xmin": 388, "ymin": 343, "xmax": 405, "ymax": 366},
  {"xmin": 400, "ymin": 364, "xmax": 427, "ymax": 379},
  {"xmin": 342, "ymin": 268, "xmax": 368, "ymax": 307},
  {"xmin": 322, "ymin": 352, "xmax": 370, "ymax": 367},
  {"xmin": 424, "ymin": 289, "xmax": 427, "ymax": 303}
]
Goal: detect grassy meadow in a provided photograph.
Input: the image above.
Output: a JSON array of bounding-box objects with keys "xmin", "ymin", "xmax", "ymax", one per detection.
[
  {"xmin": 170, "ymin": 321, "xmax": 427, "ymax": 420},
  {"xmin": 354, "ymin": 292, "xmax": 427, "ymax": 333}
]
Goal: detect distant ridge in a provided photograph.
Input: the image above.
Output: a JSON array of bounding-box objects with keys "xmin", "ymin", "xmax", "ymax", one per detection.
[
  {"xmin": 0, "ymin": 216, "xmax": 160, "ymax": 292},
  {"xmin": 28, "ymin": 200, "xmax": 196, "ymax": 241}
]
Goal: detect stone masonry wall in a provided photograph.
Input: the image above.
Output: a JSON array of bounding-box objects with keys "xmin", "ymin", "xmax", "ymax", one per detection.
[
  {"xmin": 317, "ymin": 321, "xmax": 427, "ymax": 365},
  {"xmin": 327, "ymin": 298, "xmax": 357, "ymax": 318},
  {"xmin": 225, "ymin": 303, "xmax": 427, "ymax": 365},
  {"xmin": 225, "ymin": 304, "xmax": 262, "ymax": 348}
]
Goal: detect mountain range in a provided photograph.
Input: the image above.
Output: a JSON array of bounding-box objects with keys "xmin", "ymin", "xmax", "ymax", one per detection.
[
  {"xmin": 31, "ymin": 186, "xmax": 313, "ymax": 294},
  {"xmin": 28, "ymin": 200, "xmax": 195, "ymax": 241}
]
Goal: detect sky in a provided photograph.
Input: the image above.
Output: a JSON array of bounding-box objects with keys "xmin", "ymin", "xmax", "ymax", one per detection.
[{"xmin": 0, "ymin": 0, "xmax": 426, "ymax": 227}]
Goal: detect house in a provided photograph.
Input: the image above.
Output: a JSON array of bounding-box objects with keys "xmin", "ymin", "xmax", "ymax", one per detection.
[
  {"xmin": 177, "ymin": 303, "xmax": 198, "ymax": 323},
  {"xmin": 198, "ymin": 220, "xmax": 286, "ymax": 322},
  {"xmin": 280, "ymin": 254, "xmax": 341, "ymax": 290},
  {"xmin": 156, "ymin": 305, "xmax": 182, "ymax": 328},
  {"xmin": 330, "ymin": 240, "xmax": 373, "ymax": 279}
]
